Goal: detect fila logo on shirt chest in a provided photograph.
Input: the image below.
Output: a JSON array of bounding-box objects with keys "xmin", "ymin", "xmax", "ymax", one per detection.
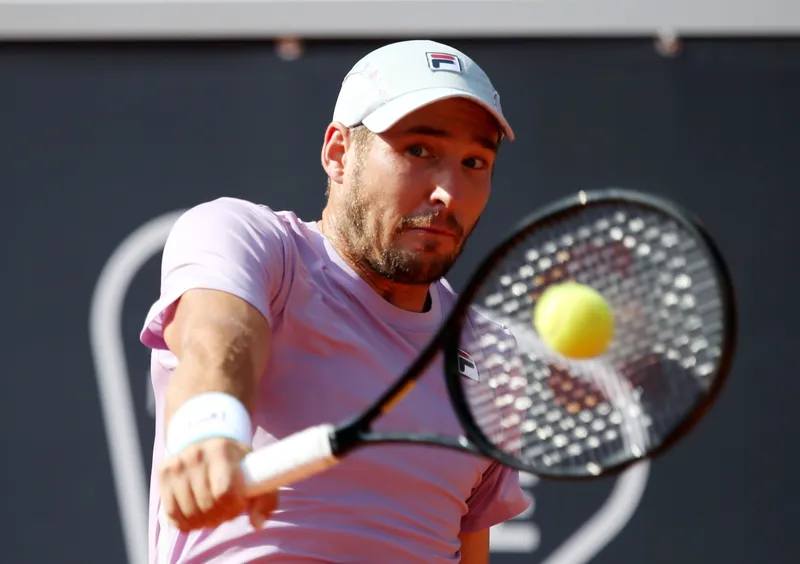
[
  {"xmin": 426, "ymin": 52, "xmax": 462, "ymax": 73},
  {"xmin": 457, "ymin": 350, "xmax": 480, "ymax": 381}
]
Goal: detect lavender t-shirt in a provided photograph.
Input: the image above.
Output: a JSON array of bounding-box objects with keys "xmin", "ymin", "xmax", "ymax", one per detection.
[{"xmin": 140, "ymin": 197, "xmax": 531, "ymax": 563}]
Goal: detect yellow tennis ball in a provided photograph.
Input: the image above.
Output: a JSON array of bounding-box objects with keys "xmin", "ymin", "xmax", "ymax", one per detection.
[{"xmin": 533, "ymin": 281, "xmax": 615, "ymax": 359}]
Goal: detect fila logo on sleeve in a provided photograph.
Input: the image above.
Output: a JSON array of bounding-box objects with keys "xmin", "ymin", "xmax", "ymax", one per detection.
[
  {"xmin": 426, "ymin": 52, "xmax": 462, "ymax": 73},
  {"xmin": 457, "ymin": 349, "xmax": 480, "ymax": 381}
]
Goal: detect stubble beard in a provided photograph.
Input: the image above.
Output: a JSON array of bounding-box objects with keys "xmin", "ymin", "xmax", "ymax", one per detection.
[{"xmin": 339, "ymin": 172, "xmax": 466, "ymax": 286}]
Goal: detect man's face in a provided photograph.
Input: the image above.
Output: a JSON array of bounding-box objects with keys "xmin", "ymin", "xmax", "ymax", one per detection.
[{"xmin": 336, "ymin": 98, "xmax": 501, "ymax": 285}]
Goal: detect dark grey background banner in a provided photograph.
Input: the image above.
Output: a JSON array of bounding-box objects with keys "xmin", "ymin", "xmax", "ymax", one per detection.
[{"xmin": 1, "ymin": 38, "xmax": 797, "ymax": 563}]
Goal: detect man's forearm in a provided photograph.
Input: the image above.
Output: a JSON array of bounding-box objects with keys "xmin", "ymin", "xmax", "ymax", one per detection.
[
  {"xmin": 164, "ymin": 322, "xmax": 263, "ymax": 425},
  {"xmin": 165, "ymin": 361, "xmax": 257, "ymax": 428},
  {"xmin": 161, "ymin": 289, "xmax": 272, "ymax": 435},
  {"xmin": 156, "ymin": 289, "xmax": 275, "ymax": 533}
]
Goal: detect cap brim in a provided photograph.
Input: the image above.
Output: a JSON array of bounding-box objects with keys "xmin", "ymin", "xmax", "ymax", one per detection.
[{"xmin": 361, "ymin": 87, "xmax": 515, "ymax": 141}]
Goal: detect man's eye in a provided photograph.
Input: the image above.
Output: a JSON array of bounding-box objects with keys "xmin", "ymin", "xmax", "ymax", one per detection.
[
  {"xmin": 464, "ymin": 157, "xmax": 488, "ymax": 170},
  {"xmin": 407, "ymin": 145, "xmax": 431, "ymax": 158}
]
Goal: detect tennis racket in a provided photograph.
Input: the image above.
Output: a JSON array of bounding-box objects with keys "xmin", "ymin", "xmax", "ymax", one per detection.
[{"xmin": 239, "ymin": 187, "xmax": 737, "ymax": 496}]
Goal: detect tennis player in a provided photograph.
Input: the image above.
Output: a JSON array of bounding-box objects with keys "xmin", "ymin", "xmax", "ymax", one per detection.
[{"xmin": 141, "ymin": 39, "xmax": 531, "ymax": 564}]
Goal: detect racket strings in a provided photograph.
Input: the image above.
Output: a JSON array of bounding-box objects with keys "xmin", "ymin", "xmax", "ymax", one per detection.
[{"xmin": 461, "ymin": 203, "xmax": 727, "ymax": 474}]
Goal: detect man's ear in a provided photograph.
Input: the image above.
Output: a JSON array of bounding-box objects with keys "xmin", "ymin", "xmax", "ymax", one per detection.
[{"xmin": 321, "ymin": 122, "xmax": 351, "ymax": 188}]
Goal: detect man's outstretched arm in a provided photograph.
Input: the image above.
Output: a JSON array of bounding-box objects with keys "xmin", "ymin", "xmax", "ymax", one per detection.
[{"xmin": 159, "ymin": 287, "xmax": 274, "ymax": 532}]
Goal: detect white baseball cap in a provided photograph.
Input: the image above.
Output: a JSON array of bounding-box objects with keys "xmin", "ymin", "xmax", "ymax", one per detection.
[{"xmin": 332, "ymin": 40, "xmax": 514, "ymax": 141}]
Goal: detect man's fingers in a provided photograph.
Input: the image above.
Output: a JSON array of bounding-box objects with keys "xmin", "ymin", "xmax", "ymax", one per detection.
[
  {"xmin": 158, "ymin": 438, "xmax": 253, "ymax": 533},
  {"xmin": 171, "ymin": 471, "xmax": 201, "ymax": 531},
  {"xmin": 207, "ymin": 440, "xmax": 249, "ymax": 522},
  {"xmin": 159, "ymin": 456, "xmax": 194, "ymax": 531},
  {"xmin": 186, "ymin": 450, "xmax": 214, "ymax": 518},
  {"xmin": 161, "ymin": 491, "xmax": 191, "ymax": 532},
  {"xmin": 249, "ymin": 491, "xmax": 279, "ymax": 529}
]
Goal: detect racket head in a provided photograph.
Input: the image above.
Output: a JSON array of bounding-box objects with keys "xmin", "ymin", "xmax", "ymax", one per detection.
[{"xmin": 442, "ymin": 188, "xmax": 737, "ymax": 479}]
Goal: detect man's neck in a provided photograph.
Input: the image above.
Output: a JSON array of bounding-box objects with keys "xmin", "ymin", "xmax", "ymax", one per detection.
[{"xmin": 318, "ymin": 214, "xmax": 432, "ymax": 313}]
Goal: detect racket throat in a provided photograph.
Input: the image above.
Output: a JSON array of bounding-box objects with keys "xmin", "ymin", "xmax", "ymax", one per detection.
[{"xmin": 329, "ymin": 419, "xmax": 367, "ymax": 457}]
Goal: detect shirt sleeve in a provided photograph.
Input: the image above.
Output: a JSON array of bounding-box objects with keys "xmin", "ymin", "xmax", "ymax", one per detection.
[
  {"xmin": 139, "ymin": 197, "xmax": 293, "ymax": 350},
  {"xmin": 461, "ymin": 462, "xmax": 532, "ymax": 533}
]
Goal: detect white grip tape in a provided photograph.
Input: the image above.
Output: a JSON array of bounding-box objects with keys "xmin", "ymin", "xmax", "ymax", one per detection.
[{"xmin": 240, "ymin": 424, "xmax": 338, "ymax": 497}]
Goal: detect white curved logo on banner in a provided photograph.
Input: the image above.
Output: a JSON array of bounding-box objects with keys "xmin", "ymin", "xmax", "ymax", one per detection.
[{"xmin": 89, "ymin": 211, "xmax": 650, "ymax": 564}]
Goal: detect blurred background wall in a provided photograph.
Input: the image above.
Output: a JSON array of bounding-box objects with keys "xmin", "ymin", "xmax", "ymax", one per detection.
[{"xmin": 1, "ymin": 2, "xmax": 798, "ymax": 563}]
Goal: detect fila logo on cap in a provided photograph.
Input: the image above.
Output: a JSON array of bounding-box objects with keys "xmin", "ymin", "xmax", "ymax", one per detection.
[
  {"xmin": 426, "ymin": 52, "xmax": 462, "ymax": 73},
  {"xmin": 457, "ymin": 349, "xmax": 480, "ymax": 381}
]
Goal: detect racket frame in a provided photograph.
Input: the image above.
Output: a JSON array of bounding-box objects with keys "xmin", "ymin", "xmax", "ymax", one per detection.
[
  {"xmin": 321, "ymin": 188, "xmax": 736, "ymax": 480},
  {"xmin": 443, "ymin": 188, "xmax": 739, "ymax": 479}
]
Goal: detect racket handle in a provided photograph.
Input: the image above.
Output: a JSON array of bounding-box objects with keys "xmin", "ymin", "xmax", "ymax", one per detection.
[{"xmin": 240, "ymin": 424, "xmax": 338, "ymax": 497}]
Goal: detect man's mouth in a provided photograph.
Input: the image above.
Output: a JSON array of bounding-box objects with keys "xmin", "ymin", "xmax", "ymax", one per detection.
[{"xmin": 404, "ymin": 226, "xmax": 459, "ymax": 239}]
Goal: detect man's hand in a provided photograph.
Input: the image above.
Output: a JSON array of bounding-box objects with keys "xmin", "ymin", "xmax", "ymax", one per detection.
[
  {"xmin": 159, "ymin": 437, "xmax": 278, "ymax": 532},
  {"xmin": 160, "ymin": 287, "xmax": 275, "ymax": 533}
]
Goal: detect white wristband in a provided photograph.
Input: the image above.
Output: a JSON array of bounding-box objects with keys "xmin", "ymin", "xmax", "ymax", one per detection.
[{"xmin": 166, "ymin": 392, "xmax": 253, "ymax": 455}]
